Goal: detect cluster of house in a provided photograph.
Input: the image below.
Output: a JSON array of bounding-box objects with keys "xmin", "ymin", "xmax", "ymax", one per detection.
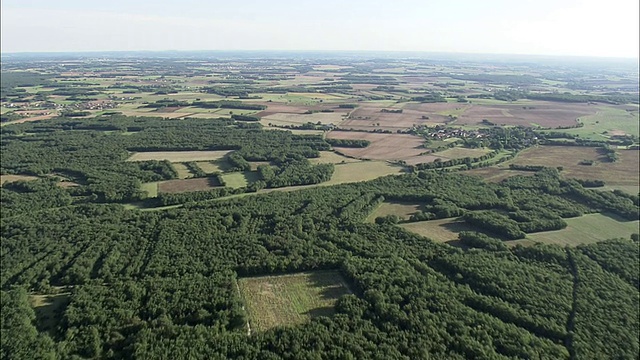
[{"xmin": 427, "ymin": 128, "xmax": 484, "ymax": 139}]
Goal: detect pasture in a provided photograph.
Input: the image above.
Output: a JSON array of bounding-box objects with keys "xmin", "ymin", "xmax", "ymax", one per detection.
[
  {"xmin": 328, "ymin": 161, "xmax": 404, "ymax": 185},
  {"xmin": 126, "ymin": 150, "xmax": 233, "ymax": 162},
  {"xmin": 526, "ymin": 213, "xmax": 639, "ymax": 246},
  {"xmin": 140, "ymin": 182, "xmax": 158, "ymax": 198},
  {"xmin": 558, "ymin": 106, "xmax": 639, "ymax": 140},
  {"xmin": 172, "ymin": 163, "xmax": 193, "ymax": 179},
  {"xmin": 238, "ymin": 271, "xmax": 351, "ymax": 332},
  {"xmin": 308, "ymin": 151, "xmax": 361, "ymax": 165}
]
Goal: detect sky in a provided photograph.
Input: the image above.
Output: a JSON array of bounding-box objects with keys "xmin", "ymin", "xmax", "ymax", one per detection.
[{"xmin": 1, "ymin": 0, "xmax": 639, "ymax": 58}]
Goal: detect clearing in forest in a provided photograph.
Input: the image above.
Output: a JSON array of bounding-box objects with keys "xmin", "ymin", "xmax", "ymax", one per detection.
[
  {"xmin": 525, "ymin": 213, "xmax": 639, "ymax": 247},
  {"xmin": 157, "ymin": 177, "xmax": 222, "ymax": 194},
  {"xmin": 221, "ymin": 171, "xmax": 260, "ymax": 188},
  {"xmin": 126, "ymin": 150, "xmax": 233, "ymax": 162},
  {"xmin": 366, "ymin": 202, "xmax": 423, "ymax": 222},
  {"xmin": 400, "ymin": 218, "xmax": 481, "ymax": 243},
  {"xmin": 238, "ymin": 271, "xmax": 351, "ymax": 332}
]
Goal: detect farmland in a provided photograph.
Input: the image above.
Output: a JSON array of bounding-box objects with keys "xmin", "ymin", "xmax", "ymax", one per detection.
[
  {"xmin": 1, "ymin": 52, "xmax": 638, "ymax": 360},
  {"xmin": 526, "ymin": 213, "xmax": 640, "ymax": 246},
  {"xmin": 238, "ymin": 271, "xmax": 351, "ymax": 332},
  {"xmin": 126, "ymin": 150, "xmax": 233, "ymax": 162}
]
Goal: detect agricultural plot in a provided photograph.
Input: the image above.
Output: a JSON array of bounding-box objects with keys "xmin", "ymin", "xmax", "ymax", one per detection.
[
  {"xmin": 172, "ymin": 163, "xmax": 193, "ymax": 179},
  {"xmin": 221, "ymin": 171, "xmax": 260, "ymax": 188},
  {"xmin": 308, "ymin": 151, "xmax": 361, "ymax": 165},
  {"xmin": 261, "ymin": 112, "xmax": 346, "ymax": 127},
  {"xmin": 194, "ymin": 161, "xmax": 226, "ymax": 174},
  {"xmin": 366, "ymin": 202, "xmax": 423, "ymax": 223},
  {"xmin": 328, "ymin": 161, "xmax": 404, "ymax": 185},
  {"xmin": 526, "ymin": 213, "xmax": 639, "ymax": 246},
  {"xmin": 238, "ymin": 271, "xmax": 351, "ymax": 332},
  {"xmin": 431, "ymin": 147, "xmax": 492, "ymax": 159},
  {"xmin": 126, "ymin": 150, "xmax": 233, "ymax": 162},
  {"xmin": 327, "ymin": 131, "xmax": 437, "ymax": 165},
  {"xmin": 558, "ymin": 106, "xmax": 639, "ymax": 140},
  {"xmin": 140, "ymin": 182, "xmax": 158, "ymax": 198},
  {"xmin": 158, "ymin": 177, "xmax": 222, "ymax": 193},
  {"xmin": 400, "ymin": 218, "xmax": 483, "ymax": 243},
  {"xmin": 512, "ymin": 146, "xmax": 639, "ymax": 186}
]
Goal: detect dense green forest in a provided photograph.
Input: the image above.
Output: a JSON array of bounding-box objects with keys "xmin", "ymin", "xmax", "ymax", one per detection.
[{"xmin": 1, "ymin": 114, "xmax": 639, "ymax": 359}]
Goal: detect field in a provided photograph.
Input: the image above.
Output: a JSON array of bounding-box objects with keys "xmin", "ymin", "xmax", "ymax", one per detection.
[
  {"xmin": 261, "ymin": 112, "xmax": 346, "ymax": 127},
  {"xmin": 511, "ymin": 146, "xmax": 639, "ymax": 186},
  {"xmin": 194, "ymin": 161, "xmax": 226, "ymax": 174},
  {"xmin": 328, "ymin": 161, "xmax": 404, "ymax": 185},
  {"xmin": 221, "ymin": 171, "xmax": 260, "ymax": 188},
  {"xmin": 126, "ymin": 150, "xmax": 233, "ymax": 162},
  {"xmin": 366, "ymin": 202, "xmax": 423, "ymax": 222},
  {"xmin": 140, "ymin": 182, "xmax": 158, "ymax": 198},
  {"xmin": 526, "ymin": 213, "xmax": 639, "ymax": 246},
  {"xmin": 463, "ymin": 167, "xmax": 534, "ymax": 182},
  {"xmin": 308, "ymin": 151, "xmax": 361, "ymax": 165},
  {"xmin": 157, "ymin": 177, "xmax": 221, "ymax": 193},
  {"xmin": 432, "ymin": 147, "xmax": 492, "ymax": 159},
  {"xmin": 327, "ymin": 131, "xmax": 440, "ymax": 165},
  {"xmin": 238, "ymin": 271, "xmax": 351, "ymax": 332},
  {"xmin": 558, "ymin": 106, "xmax": 640, "ymax": 140},
  {"xmin": 172, "ymin": 163, "xmax": 193, "ymax": 179},
  {"xmin": 400, "ymin": 218, "xmax": 481, "ymax": 243},
  {"xmin": 453, "ymin": 102, "xmax": 596, "ymax": 128},
  {"xmin": 0, "ymin": 174, "xmax": 39, "ymax": 184}
]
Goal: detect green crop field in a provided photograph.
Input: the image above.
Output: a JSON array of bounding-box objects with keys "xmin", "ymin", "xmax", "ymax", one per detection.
[
  {"xmin": 140, "ymin": 182, "xmax": 158, "ymax": 198},
  {"xmin": 432, "ymin": 146, "xmax": 492, "ymax": 159},
  {"xmin": 221, "ymin": 171, "xmax": 260, "ymax": 188},
  {"xmin": 238, "ymin": 271, "xmax": 351, "ymax": 332},
  {"xmin": 560, "ymin": 106, "xmax": 640, "ymax": 140},
  {"xmin": 526, "ymin": 213, "xmax": 639, "ymax": 246}
]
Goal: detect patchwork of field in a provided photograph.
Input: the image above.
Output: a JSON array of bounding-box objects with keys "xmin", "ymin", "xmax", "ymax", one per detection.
[
  {"xmin": 341, "ymin": 103, "xmax": 443, "ymax": 130},
  {"xmin": 400, "ymin": 218, "xmax": 480, "ymax": 243},
  {"xmin": 525, "ymin": 213, "xmax": 639, "ymax": 246},
  {"xmin": 512, "ymin": 146, "xmax": 639, "ymax": 186},
  {"xmin": 157, "ymin": 177, "xmax": 221, "ymax": 193},
  {"xmin": 450, "ymin": 102, "xmax": 594, "ymax": 128},
  {"xmin": 366, "ymin": 202, "xmax": 423, "ymax": 222},
  {"xmin": 126, "ymin": 150, "xmax": 233, "ymax": 162},
  {"xmin": 327, "ymin": 131, "xmax": 438, "ymax": 164},
  {"xmin": 238, "ymin": 271, "xmax": 351, "ymax": 332}
]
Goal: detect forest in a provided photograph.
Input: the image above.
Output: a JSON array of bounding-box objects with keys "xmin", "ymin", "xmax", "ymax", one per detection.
[{"xmin": 1, "ymin": 113, "xmax": 638, "ymax": 359}]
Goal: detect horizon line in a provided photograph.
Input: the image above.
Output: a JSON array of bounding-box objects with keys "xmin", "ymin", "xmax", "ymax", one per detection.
[{"xmin": 1, "ymin": 49, "xmax": 638, "ymax": 61}]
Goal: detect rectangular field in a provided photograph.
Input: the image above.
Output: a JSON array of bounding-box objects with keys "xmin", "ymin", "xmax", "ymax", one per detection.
[
  {"xmin": 329, "ymin": 161, "xmax": 404, "ymax": 185},
  {"xmin": 308, "ymin": 151, "xmax": 361, "ymax": 165},
  {"xmin": 126, "ymin": 150, "xmax": 233, "ymax": 162},
  {"xmin": 221, "ymin": 171, "xmax": 260, "ymax": 188},
  {"xmin": 526, "ymin": 213, "xmax": 639, "ymax": 246},
  {"xmin": 157, "ymin": 177, "xmax": 221, "ymax": 194},
  {"xmin": 238, "ymin": 271, "xmax": 351, "ymax": 332},
  {"xmin": 431, "ymin": 147, "xmax": 492, "ymax": 159}
]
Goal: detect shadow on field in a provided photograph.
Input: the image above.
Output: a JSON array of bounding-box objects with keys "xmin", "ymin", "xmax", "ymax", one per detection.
[
  {"xmin": 307, "ymin": 271, "xmax": 352, "ymax": 302},
  {"xmin": 304, "ymin": 306, "xmax": 335, "ymax": 318}
]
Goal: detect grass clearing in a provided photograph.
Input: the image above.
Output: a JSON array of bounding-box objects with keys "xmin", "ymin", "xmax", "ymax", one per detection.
[
  {"xmin": 126, "ymin": 150, "xmax": 233, "ymax": 162},
  {"xmin": 238, "ymin": 271, "xmax": 351, "ymax": 332},
  {"xmin": 526, "ymin": 213, "xmax": 639, "ymax": 246},
  {"xmin": 30, "ymin": 292, "xmax": 70, "ymax": 335},
  {"xmin": 141, "ymin": 182, "xmax": 158, "ymax": 198},
  {"xmin": 221, "ymin": 171, "xmax": 260, "ymax": 188},
  {"xmin": 366, "ymin": 202, "xmax": 423, "ymax": 223},
  {"xmin": 0, "ymin": 174, "xmax": 40, "ymax": 185},
  {"xmin": 172, "ymin": 163, "xmax": 193, "ymax": 179},
  {"xmin": 400, "ymin": 218, "xmax": 481, "ymax": 243},
  {"xmin": 559, "ymin": 106, "xmax": 639, "ymax": 140}
]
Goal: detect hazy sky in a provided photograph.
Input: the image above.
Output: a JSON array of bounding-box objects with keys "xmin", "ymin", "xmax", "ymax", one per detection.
[{"xmin": 1, "ymin": 0, "xmax": 638, "ymax": 58}]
